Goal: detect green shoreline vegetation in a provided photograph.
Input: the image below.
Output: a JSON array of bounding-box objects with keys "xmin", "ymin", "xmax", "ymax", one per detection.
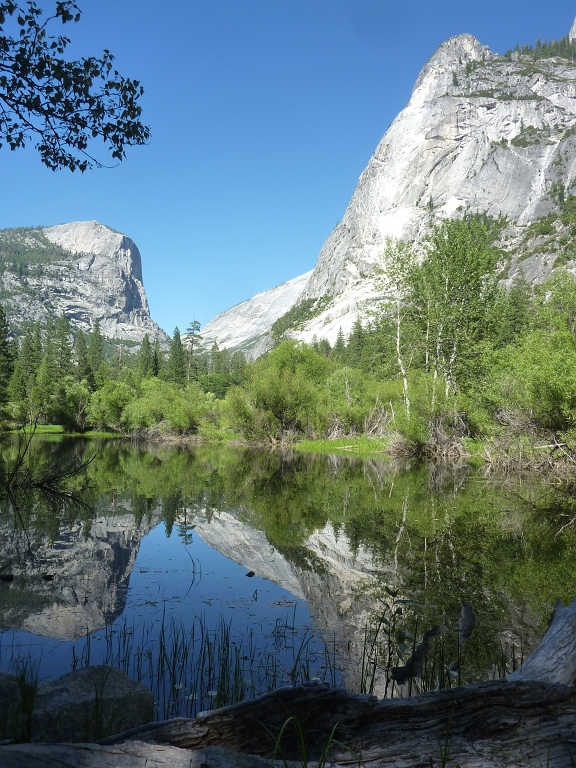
[{"xmin": 1, "ymin": 215, "xmax": 576, "ymax": 473}]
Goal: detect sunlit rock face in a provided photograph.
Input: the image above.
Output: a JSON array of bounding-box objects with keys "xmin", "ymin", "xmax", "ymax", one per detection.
[
  {"xmin": 204, "ymin": 26, "xmax": 576, "ymax": 351},
  {"xmin": 0, "ymin": 220, "xmax": 168, "ymax": 343},
  {"xmin": 0, "ymin": 513, "xmax": 159, "ymax": 640},
  {"xmin": 198, "ymin": 271, "xmax": 312, "ymax": 358}
]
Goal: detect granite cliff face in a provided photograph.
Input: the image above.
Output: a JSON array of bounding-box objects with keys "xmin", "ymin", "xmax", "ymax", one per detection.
[
  {"xmin": 199, "ymin": 271, "xmax": 312, "ymax": 355},
  {"xmin": 0, "ymin": 220, "xmax": 168, "ymax": 343},
  {"xmin": 203, "ymin": 25, "xmax": 576, "ymax": 352}
]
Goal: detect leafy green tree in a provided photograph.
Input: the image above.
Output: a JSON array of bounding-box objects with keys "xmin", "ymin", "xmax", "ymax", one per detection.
[
  {"xmin": 406, "ymin": 218, "xmax": 500, "ymax": 394},
  {"xmin": 227, "ymin": 340, "xmax": 332, "ymax": 440},
  {"xmin": 88, "ymin": 379, "xmax": 135, "ymax": 431},
  {"xmin": 0, "ymin": 0, "xmax": 149, "ymax": 171},
  {"xmin": 52, "ymin": 376, "xmax": 91, "ymax": 432},
  {"xmin": 123, "ymin": 378, "xmax": 210, "ymax": 435},
  {"xmin": 166, "ymin": 327, "xmax": 186, "ymax": 385}
]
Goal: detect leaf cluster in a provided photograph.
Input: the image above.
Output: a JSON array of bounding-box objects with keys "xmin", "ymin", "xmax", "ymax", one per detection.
[{"xmin": 0, "ymin": 1, "xmax": 150, "ymax": 171}]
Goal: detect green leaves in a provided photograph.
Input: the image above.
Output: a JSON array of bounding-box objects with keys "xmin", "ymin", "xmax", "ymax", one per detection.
[
  {"xmin": 405, "ymin": 218, "xmax": 500, "ymax": 391},
  {"xmin": 0, "ymin": 1, "xmax": 149, "ymax": 171}
]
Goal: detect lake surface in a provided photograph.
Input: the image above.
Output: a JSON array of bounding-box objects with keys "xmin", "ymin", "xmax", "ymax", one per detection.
[{"xmin": 1, "ymin": 437, "xmax": 575, "ymax": 717}]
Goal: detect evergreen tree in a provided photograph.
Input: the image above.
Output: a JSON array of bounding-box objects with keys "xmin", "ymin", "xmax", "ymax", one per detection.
[
  {"xmin": 346, "ymin": 318, "xmax": 365, "ymax": 367},
  {"xmin": 87, "ymin": 318, "xmax": 105, "ymax": 373},
  {"xmin": 152, "ymin": 337, "xmax": 163, "ymax": 377},
  {"xmin": 74, "ymin": 330, "xmax": 93, "ymax": 384},
  {"xmin": 20, "ymin": 323, "xmax": 42, "ymax": 388},
  {"xmin": 55, "ymin": 312, "xmax": 73, "ymax": 379},
  {"xmin": 210, "ymin": 342, "xmax": 227, "ymax": 375},
  {"xmin": 186, "ymin": 319, "xmax": 202, "ymax": 382},
  {"xmin": 333, "ymin": 328, "xmax": 346, "ymax": 360},
  {"xmin": 166, "ymin": 327, "xmax": 186, "ymax": 385},
  {"xmin": 42, "ymin": 318, "xmax": 58, "ymax": 381},
  {"xmin": 137, "ymin": 334, "xmax": 154, "ymax": 379},
  {"xmin": 8, "ymin": 359, "xmax": 27, "ymax": 421},
  {"xmin": 0, "ymin": 304, "xmax": 13, "ymax": 413},
  {"xmin": 496, "ymin": 277, "xmax": 532, "ymax": 347},
  {"xmin": 318, "ymin": 338, "xmax": 332, "ymax": 358}
]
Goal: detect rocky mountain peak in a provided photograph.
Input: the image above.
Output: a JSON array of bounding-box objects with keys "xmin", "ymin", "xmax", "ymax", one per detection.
[
  {"xmin": 412, "ymin": 34, "xmax": 492, "ymax": 104},
  {"xmin": 0, "ymin": 220, "xmax": 168, "ymax": 344},
  {"xmin": 201, "ymin": 24, "xmax": 576, "ymax": 354},
  {"xmin": 44, "ymin": 220, "xmax": 144, "ymax": 284},
  {"xmin": 570, "ymin": 17, "xmax": 576, "ymax": 43}
]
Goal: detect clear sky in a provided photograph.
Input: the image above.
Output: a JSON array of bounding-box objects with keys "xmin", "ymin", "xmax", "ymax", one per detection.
[{"xmin": 1, "ymin": 1, "xmax": 575, "ymax": 335}]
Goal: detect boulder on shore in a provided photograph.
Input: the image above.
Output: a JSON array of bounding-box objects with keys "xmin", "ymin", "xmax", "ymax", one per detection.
[{"xmin": 0, "ymin": 664, "xmax": 153, "ymax": 743}]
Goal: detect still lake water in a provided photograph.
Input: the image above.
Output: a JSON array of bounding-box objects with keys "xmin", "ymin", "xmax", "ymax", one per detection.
[{"xmin": 1, "ymin": 437, "xmax": 575, "ymax": 716}]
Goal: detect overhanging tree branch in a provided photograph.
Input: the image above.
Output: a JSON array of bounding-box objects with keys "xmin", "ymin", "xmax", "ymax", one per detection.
[{"xmin": 0, "ymin": 0, "xmax": 149, "ymax": 171}]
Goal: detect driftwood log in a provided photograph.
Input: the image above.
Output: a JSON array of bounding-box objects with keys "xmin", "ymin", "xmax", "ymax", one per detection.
[{"xmin": 3, "ymin": 598, "xmax": 576, "ymax": 768}]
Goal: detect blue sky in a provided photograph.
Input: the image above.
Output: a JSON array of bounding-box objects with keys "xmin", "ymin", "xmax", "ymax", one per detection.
[{"xmin": 1, "ymin": 1, "xmax": 575, "ymax": 335}]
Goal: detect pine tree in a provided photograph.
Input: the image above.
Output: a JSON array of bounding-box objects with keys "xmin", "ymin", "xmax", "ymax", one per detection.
[
  {"xmin": 42, "ymin": 317, "xmax": 59, "ymax": 382},
  {"xmin": 74, "ymin": 330, "xmax": 93, "ymax": 384},
  {"xmin": 152, "ymin": 337, "xmax": 163, "ymax": 377},
  {"xmin": 0, "ymin": 304, "xmax": 13, "ymax": 414},
  {"xmin": 186, "ymin": 319, "xmax": 202, "ymax": 382},
  {"xmin": 20, "ymin": 323, "xmax": 42, "ymax": 388},
  {"xmin": 137, "ymin": 334, "xmax": 154, "ymax": 378},
  {"xmin": 55, "ymin": 313, "xmax": 73, "ymax": 379},
  {"xmin": 87, "ymin": 318, "xmax": 105, "ymax": 373},
  {"xmin": 333, "ymin": 327, "xmax": 346, "ymax": 360},
  {"xmin": 346, "ymin": 318, "xmax": 365, "ymax": 368},
  {"xmin": 8, "ymin": 359, "xmax": 27, "ymax": 422},
  {"xmin": 318, "ymin": 338, "xmax": 332, "ymax": 357},
  {"xmin": 166, "ymin": 327, "xmax": 186, "ymax": 385}
]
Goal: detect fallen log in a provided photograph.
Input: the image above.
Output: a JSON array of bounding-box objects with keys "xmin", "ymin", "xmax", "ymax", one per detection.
[{"xmin": 3, "ymin": 597, "xmax": 576, "ymax": 768}]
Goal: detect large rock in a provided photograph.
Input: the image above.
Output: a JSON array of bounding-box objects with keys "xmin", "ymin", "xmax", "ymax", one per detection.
[
  {"xmin": 0, "ymin": 672, "xmax": 20, "ymax": 741},
  {"xmin": 198, "ymin": 271, "xmax": 312, "ymax": 357},
  {"xmin": 203, "ymin": 21, "xmax": 576, "ymax": 351},
  {"xmin": 30, "ymin": 665, "xmax": 153, "ymax": 742},
  {"xmin": 0, "ymin": 220, "xmax": 168, "ymax": 344}
]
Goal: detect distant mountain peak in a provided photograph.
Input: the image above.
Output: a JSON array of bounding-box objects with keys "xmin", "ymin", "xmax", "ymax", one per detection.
[
  {"xmin": 0, "ymin": 220, "xmax": 167, "ymax": 343},
  {"xmin": 201, "ymin": 25, "xmax": 576, "ymax": 354}
]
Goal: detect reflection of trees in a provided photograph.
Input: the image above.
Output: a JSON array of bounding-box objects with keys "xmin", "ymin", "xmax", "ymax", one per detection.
[{"xmin": 2, "ymin": 437, "xmax": 576, "ymax": 675}]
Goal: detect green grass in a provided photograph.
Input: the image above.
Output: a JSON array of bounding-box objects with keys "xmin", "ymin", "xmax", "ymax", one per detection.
[
  {"xmin": 7, "ymin": 425, "xmax": 122, "ymax": 439},
  {"xmin": 294, "ymin": 436, "xmax": 390, "ymax": 457}
]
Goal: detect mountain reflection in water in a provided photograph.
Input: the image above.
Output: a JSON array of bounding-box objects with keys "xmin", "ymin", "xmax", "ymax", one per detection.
[{"xmin": 1, "ymin": 437, "xmax": 575, "ymax": 703}]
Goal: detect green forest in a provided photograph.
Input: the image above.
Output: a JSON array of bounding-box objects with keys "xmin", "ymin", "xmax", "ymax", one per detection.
[{"xmin": 1, "ymin": 215, "xmax": 576, "ymax": 468}]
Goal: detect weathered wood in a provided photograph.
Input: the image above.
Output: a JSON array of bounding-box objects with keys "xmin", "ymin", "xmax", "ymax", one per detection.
[
  {"xmin": 3, "ymin": 597, "xmax": 576, "ymax": 768},
  {"xmin": 509, "ymin": 596, "xmax": 576, "ymax": 684},
  {"xmin": 0, "ymin": 742, "xmax": 278, "ymax": 768}
]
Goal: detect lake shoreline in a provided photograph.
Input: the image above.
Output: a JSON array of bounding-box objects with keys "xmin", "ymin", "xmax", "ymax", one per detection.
[{"xmin": 5, "ymin": 425, "xmax": 576, "ymax": 476}]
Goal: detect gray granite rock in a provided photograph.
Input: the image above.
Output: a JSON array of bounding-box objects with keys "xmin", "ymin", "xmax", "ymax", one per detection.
[
  {"xmin": 0, "ymin": 672, "xmax": 20, "ymax": 741},
  {"xmin": 30, "ymin": 665, "xmax": 153, "ymax": 742},
  {"xmin": 203, "ymin": 24, "xmax": 576, "ymax": 352},
  {"xmin": 0, "ymin": 220, "xmax": 168, "ymax": 344}
]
